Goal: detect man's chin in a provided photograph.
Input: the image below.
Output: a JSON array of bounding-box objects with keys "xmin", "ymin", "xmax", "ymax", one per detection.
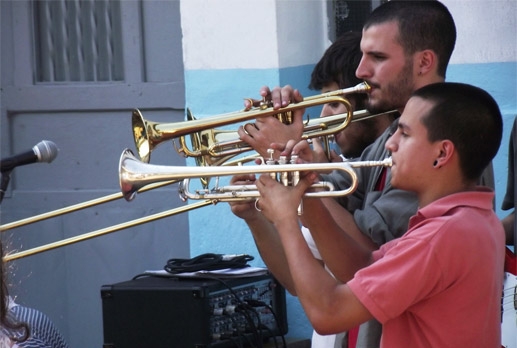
[
  {"xmin": 367, "ymin": 100, "xmax": 399, "ymax": 115},
  {"xmin": 366, "ymin": 102, "xmax": 387, "ymax": 115},
  {"xmin": 390, "ymin": 170, "xmax": 401, "ymax": 189}
]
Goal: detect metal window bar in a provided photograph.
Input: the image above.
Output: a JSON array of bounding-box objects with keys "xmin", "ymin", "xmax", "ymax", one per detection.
[{"xmin": 33, "ymin": 0, "xmax": 124, "ymax": 83}]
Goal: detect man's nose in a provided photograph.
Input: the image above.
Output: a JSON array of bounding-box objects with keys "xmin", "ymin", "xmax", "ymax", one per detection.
[
  {"xmin": 355, "ymin": 57, "xmax": 369, "ymax": 80},
  {"xmin": 320, "ymin": 104, "xmax": 332, "ymax": 117}
]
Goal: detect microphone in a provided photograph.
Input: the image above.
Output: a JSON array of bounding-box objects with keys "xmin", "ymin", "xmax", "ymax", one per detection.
[{"xmin": 0, "ymin": 140, "xmax": 59, "ymax": 173}]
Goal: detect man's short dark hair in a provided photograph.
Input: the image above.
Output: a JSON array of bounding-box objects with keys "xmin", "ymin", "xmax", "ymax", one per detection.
[
  {"xmin": 309, "ymin": 31, "xmax": 367, "ymax": 110},
  {"xmin": 309, "ymin": 31, "xmax": 363, "ymax": 91},
  {"xmin": 365, "ymin": 0, "xmax": 456, "ymax": 78},
  {"xmin": 414, "ymin": 82, "xmax": 503, "ymax": 182}
]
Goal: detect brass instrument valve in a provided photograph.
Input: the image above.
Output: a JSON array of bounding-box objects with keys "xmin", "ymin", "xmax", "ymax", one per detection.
[
  {"xmin": 266, "ymin": 149, "xmax": 277, "ymax": 180},
  {"xmin": 290, "ymin": 155, "xmax": 300, "ymax": 187},
  {"xmin": 278, "ymin": 156, "xmax": 289, "ymax": 186},
  {"xmin": 290, "ymin": 154, "xmax": 303, "ymax": 215},
  {"xmin": 259, "ymin": 97, "xmax": 272, "ymax": 110},
  {"xmin": 258, "ymin": 97, "xmax": 293, "ymax": 124}
]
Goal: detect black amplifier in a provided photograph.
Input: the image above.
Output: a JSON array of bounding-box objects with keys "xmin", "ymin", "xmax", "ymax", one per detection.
[{"xmin": 101, "ymin": 273, "xmax": 288, "ymax": 348}]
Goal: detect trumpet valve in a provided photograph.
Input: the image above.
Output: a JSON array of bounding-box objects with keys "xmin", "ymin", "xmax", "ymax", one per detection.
[
  {"xmin": 290, "ymin": 155, "xmax": 303, "ymax": 215},
  {"xmin": 276, "ymin": 111, "xmax": 293, "ymax": 124},
  {"xmin": 278, "ymin": 156, "xmax": 289, "ymax": 186},
  {"xmin": 259, "ymin": 97, "xmax": 271, "ymax": 110},
  {"xmin": 289, "ymin": 155, "xmax": 300, "ymax": 188},
  {"xmin": 265, "ymin": 149, "xmax": 277, "ymax": 180},
  {"xmin": 266, "ymin": 149, "xmax": 275, "ymax": 165}
]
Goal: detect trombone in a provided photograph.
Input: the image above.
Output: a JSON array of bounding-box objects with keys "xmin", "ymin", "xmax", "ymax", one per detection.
[
  {"xmin": 0, "ymin": 155, "xmax": 255, "ymax": 262},
  {"xmin": 119, "ymin": 148, "xmax": 393, "ymax": 203},
  {"xmin": 2, "ymin": 200, "xmax": 212, "ymax": 262},
  {"xmin": 1, "ymin": 82, "xmax": 388, "ymax": 260},
  {"xmin": 132, "ymin": 82, "xmax": 372, "ymax": 165}
]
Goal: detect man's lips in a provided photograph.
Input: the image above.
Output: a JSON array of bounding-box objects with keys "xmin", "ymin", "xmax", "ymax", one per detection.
[{"xmin": 365, "ymin": 82, "xmax": 380, "ymax": 94}]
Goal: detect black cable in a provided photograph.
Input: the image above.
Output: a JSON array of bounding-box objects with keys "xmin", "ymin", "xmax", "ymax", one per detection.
[
  {"xmin": 226, "ymin": 314, "xmax": 244, "ymax": 348},
  {"xmin": 164, "ymin": 253, "xmax": 254, "ymax": 274},
  {"xmin": 245, "ymin": 299, "xmax": 287, "ymax": 348},
  {"xmin": 236, "ymin": 304, "xmax": 261, "ymax": 348},
  {"xmin": 256, "ymin": 324, "xmax": 278, "ymax": 348},
  {"xmin": 197, "ymin": 275, "xmax": 265, "ymax": 348}
]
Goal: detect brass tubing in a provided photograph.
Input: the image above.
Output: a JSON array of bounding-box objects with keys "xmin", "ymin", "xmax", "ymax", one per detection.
[
  {"xmin": 133, "ymin": 82, "xmax": 370, "ymax": 163},
  {"xmin": 120, "ymin": 148, "xmax": 393, "ymax": 202},
  {"xmin": 3, "ymin": 200, "xmax": 213, "ymax": 262},
  {"xmin": 0, "ymin": 181, "xmax": 175, "ymax": 232},
  {"xmin": 0, "ymin": 152, "xmax": 253, "ymax": 232}
]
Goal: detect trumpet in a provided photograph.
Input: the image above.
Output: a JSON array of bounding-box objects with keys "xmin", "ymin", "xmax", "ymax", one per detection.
[
  {"xmin": 119, "ymin": 148, "xmax": 393, "ymax": 203},
  {"xmin": 132, "ymin": 82, "xmax": 372, "ymax": 165}
]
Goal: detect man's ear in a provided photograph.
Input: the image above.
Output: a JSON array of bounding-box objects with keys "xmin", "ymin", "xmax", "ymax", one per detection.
[
  {"xmin": 434, "ymin": 139, "xmax": 455, "ymax": 168},
  {"xmin": 416, "ymin": 50, "xmax": 436, "ymax": 76}
]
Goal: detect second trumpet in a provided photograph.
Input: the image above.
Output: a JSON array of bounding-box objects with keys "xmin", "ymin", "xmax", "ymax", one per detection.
[{"xmin": 132, "ymin": 82, "xmax": 372, "ymax": 165}]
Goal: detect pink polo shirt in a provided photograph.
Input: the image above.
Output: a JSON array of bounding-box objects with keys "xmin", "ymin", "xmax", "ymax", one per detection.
[{"xmin": 348, "ymin": 188, "xmax": 505, "ymax": 348}]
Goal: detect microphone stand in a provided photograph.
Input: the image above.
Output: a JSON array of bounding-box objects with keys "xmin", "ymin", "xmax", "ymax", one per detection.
[{"xmin": 0, "ymin": 170, "xmax": 12, "ymax": 205}]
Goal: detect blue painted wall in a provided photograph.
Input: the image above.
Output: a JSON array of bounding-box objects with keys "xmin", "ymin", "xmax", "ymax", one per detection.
[
  {"xmin": 186, "ymin": 61, "xmax": 517, "ymax": 339},
  {"xmin": 181, "ymin": 0, "xmax": 517, "ymax": 340}
]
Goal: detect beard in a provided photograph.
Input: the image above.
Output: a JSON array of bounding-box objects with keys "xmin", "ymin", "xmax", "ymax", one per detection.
[{"xmin": 366, "ymin": 60, "xmax": 415, "ymax": 114}]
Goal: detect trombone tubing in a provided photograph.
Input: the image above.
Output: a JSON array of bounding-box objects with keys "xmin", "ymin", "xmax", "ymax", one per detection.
[
  {"xmin": 0, "ymin": 152, "xmax": 253, "ymax": 232},
  {"xmin": 2, "ymin": 200, "xmax": 214, "ymax": 262},
  {"xmin": 0, "ymin": 181, "xmax": 175, "ymax": 232}
]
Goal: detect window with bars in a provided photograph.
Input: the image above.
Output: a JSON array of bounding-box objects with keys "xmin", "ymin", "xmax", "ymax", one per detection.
[
  {"xmin": 33, "ymin": 0, "xmax": 124, "ymax": 83},
  {"xmin": 329, "ymin": 0, "xmax": 388, "ymax": 41}
]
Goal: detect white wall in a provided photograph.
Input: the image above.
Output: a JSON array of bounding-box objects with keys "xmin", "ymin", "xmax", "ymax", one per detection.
[
  {"xmin": 446, "ymin": 0, "xmax": 516, "ymax": 64},
  {"xmin": 180, "ymin": 0, "xmax": 329, "ymax": 71}
]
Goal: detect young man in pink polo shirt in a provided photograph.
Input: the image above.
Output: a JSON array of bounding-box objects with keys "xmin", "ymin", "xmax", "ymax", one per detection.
[{"xmin": 253, "ymin": 82, "xmax": 505, "ymax": 347}]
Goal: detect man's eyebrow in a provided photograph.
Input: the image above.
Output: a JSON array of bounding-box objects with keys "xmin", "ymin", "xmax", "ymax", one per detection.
[
  {"xmin": 364, "ymin": 50, "xmax": 386, "ymax": 57},
  {"xmin": 397, "ymin": 121, "xmax": 410, "ymax": 131}
]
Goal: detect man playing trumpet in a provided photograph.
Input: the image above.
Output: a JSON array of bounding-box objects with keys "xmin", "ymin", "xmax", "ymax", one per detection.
[
  {"xmin": 252, "ymin": 82, "xmax": 505, "ymax": 347},
  {"xmin": 233, "ymin": 1, "xmax": 460, "ymax": 346}
]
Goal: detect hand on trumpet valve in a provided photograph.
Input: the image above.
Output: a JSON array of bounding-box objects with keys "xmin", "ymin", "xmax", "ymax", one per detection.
[
  {"xmin": 255, "ymin": 170, "xmax": 319, "ymax": 222},
  {"xmin": 244, "ymin": 85, "xmax": 302, "ymax": 110},
  {"xmin": 239, "ymin": 85, "xmax": 305, "ymax": 159},
  {"xmin": 228, "ymin": 174, "xmax": 261, "ymax": 220},
  {"xmin": 279, "ymin": 139, "xmax": 314, "ymax": 163}
]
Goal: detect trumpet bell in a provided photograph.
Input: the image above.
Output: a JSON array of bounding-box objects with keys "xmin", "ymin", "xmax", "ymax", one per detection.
[{"xmin": 132, "ymin": 109, "xmax": 152, "ymax": 163}]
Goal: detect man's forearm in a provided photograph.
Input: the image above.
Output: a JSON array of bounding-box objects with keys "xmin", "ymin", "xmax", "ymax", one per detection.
[
  {"xmin": 276, "ymin": 214, "xmax": 373, "ymax": 334},
  {"xmin": 301, "ymin": 198, "xmax": 373, "ymax": 282},
  {"xmin": 245, "ymin": 215, "xmax": 297, "ymax": 294}
]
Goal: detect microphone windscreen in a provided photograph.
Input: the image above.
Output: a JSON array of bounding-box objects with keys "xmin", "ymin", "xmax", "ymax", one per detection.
[{"xmin": 34, "ymin": 140, "xmax": 59, "ymax": 163}]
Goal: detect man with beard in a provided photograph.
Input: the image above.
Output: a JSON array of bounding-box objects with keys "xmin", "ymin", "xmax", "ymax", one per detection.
[
  {"xmin": 232, "ymin": 1, "xmax": 465, "ymax": 347},
  {"xmin": 300, "ymin": 31, "xmax": 396, "ymax": 348}
]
